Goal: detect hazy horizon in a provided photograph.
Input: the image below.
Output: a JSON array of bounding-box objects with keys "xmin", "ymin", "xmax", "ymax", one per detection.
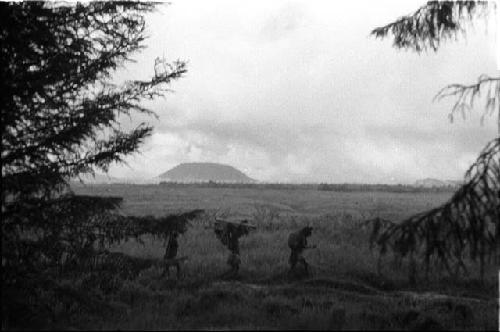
[
  {"xmin": 82, "ymin": 161, "xmax": 463, "ymax": 185},
  {"xmin": 105, "ymin": 0, "xmax": 498, "ymax": 184}
]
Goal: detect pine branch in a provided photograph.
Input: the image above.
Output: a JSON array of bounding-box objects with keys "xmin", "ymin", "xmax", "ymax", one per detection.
[
  {"xmin": 434, "ymin": 75, "xmax": 500, "ymax": 132},
  {"xmin": 371, "ymin": 1, "xmax": 491, "ymax": 52},
  {"xmin": 1, "ymin": 3, "xmax": 189, "ymax": 327},
  {"xmin": 368, "ymin": 137, "xmax": 500, "ymax": 280},
  {"xmin": 1, "ymin": 2, "xmax": 187, "ymax": 199}
]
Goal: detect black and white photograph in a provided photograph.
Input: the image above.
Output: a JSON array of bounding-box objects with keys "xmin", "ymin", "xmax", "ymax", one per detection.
[{"xmin": 2, "ymin": 0, "xmax": 499, "ymax": 330}]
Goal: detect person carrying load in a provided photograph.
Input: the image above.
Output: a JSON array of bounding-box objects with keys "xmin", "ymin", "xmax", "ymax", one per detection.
[{"xmin": 214, "ymin": 218, "xmax": 256, "ymax": 277}]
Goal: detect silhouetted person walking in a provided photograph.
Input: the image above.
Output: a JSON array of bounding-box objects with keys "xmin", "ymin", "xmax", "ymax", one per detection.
[
  {"xmin": 288, "ymin": 226, "xmax": 316, "ymax": 275},
  {"xmin": 162, "ymin": 230, "xmax": 182, "ymax": 278},
  {"xmin": 214, "ymin": 219, "xmax": 253, "ymax": 278}
]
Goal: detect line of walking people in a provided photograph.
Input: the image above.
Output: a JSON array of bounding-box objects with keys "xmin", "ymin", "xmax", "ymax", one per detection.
[{"xmin": 162, "ymin": 218, "xmax": 316, "ymax": 279}]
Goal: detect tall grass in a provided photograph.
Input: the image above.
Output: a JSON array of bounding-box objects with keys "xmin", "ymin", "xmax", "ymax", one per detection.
[{"xmin": 62, "ymin": 187, "xmax": 498, "ymax": 330}]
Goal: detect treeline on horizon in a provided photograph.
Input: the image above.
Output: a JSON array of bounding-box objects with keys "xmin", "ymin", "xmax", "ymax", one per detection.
[{"xmin": 154, "ymin": 180, "xmax": 459, "ymax": 193}]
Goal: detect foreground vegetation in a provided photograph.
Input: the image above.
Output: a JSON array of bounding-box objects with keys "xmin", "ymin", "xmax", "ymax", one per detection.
[{"xmin": 62, "ymin": 185, "xmax": 498, "ymax": 330}]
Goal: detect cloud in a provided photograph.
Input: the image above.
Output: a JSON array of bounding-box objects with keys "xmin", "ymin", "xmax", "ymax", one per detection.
[
  {"xmin": 354, "ymin": 123, "xmax": 497, "ymax": 181},
  {"xmin": 114, "ymin": 118, "xmax": 343, "ymax": 181},
  {"xmin": 108, "ymin": 0, "xmax": 498, "ymax": 183},
  {"xmin": 259, "ymin": 1, "xmax": 309, "ymax": 42}
]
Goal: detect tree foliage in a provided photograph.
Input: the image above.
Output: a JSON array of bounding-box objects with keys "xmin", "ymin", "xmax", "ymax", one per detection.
[
  {"xmin": 435, "ymin": 74, "xmax": 500, "ymax": 132},
  {"xmin": 1, "ymin": 2, "xmax": 186, "ymax": 201},
  {"xmin": 372, "ymin": 1, "xmax": 491, "ymax": 52},
  {"xmin": 371, "ymin": 0, "xmax": 499, "ymax": 130},
  {"xmin": 0, "ymin": 2, "xmax": 192, "ymax": 328},
  {"xmin": 368, "ymin": 1, "xmax": 500, "ymax": 282},
  {"xmin": 368, "ymin": 138, "xmax": 499, "ymax": 280},
  {"xmin": 3, "ymin": 193, "xmax": 204, "ymax": 328}
]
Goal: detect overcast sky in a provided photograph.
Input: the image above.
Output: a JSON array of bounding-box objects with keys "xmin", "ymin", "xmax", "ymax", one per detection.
[{"xmin": 108, "ymin": 0, "xmax": 498, "ymax": 183}]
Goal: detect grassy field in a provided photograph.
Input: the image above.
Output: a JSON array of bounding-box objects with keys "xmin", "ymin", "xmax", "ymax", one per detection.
[
  {"xmin": 72, "ymin": 184, "xmax": 453, "ymax": 219},
  {"xmin": 69, "ymin": 184, "xmax": 498, "ymax": 330}
]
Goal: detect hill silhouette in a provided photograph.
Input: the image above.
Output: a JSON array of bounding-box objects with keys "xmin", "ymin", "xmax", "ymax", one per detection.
[
  {"xmin": 158, "ymin": 162, "xmax": 256, "ymax": 183},
  {"xmin": 414, "ymin": 178, "xmax": 461, "ymax": 188}
]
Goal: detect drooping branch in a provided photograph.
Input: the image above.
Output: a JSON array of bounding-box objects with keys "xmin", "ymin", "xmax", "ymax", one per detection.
[
  {"xmin": 3, "ymin": 193, "xmax": 205, "ymax": 275},
  {"xmin": 434, "ymin": 75, "xmax": 500, "ymax": 132},
  {"xmin": 369, "ymin": 0, "xmax": 499, "ymax": 286},
  {"xmin": 371, "ymin": 1, "xmax": 491, "ymax": 52},
  {"xmin": 368, "ymin": 137, "xmax": 500, "ymax": 280}
]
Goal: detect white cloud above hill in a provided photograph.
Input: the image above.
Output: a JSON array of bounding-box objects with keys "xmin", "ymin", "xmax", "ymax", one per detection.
[{"xmin": 108, "ymin": 0, "xmax": 498, "ymax": 183}]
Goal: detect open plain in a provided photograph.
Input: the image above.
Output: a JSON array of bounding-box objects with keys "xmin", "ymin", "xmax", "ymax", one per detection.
[{"xmin": 68, "ymin": 184, "xmax": 498, "ymax": 330}]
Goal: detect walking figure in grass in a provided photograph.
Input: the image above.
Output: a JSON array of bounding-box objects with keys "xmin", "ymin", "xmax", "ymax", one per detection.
[
  {"xmin": 214, "ymin": 219, "xmax": 255, "ymax": 278},
  {"xmin": 288, "ymin": 226, "xmax": 316, "ymax": 275},
  {"xmin": 161, "ymin": 230, "xmax": 188, "ymax": 278}
]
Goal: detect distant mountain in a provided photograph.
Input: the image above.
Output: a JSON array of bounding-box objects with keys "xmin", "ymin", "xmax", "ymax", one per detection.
[
  {"xmin": 414, "ymin": 178, "xmax": 461, "ymax": 188},
  {"xmin": 158, "ymin": 162, "xmax": 256, "ymax": 183}
]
